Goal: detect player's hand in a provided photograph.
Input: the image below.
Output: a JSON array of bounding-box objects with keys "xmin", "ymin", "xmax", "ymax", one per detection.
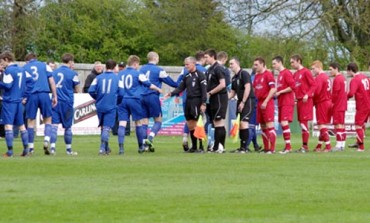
[
  {"xmin": 200, "ymin": 104, "xmax": 206, "ymax": 113},
  {"xmin": 275, "ymin": 91, "xmax": 280, "ymax": 97},
  {"xmin": 52, "ymin": 97, "xmax": 58, "ymax": 107},
  {"xmin": 174, "ymin": 97, "xmax": 180, "ymax": 104},
  {"xmin": 303, "ymin": 94, "xmax": 308, "ymax": 103},
  {"xmin": 163, "ymin": 93, "xmax": 171, "ymax": 100},
  {"xmin": 238, "ymin": 102, "xmax": 244, "ymax": 112},
  {"xmin": 22, "ymin": 98, "xmax": 27, "ymax": 105},
  {"xmin": 157, "ymin": 88, "xmax": 163, "ymax": 95},
  {"xmin": 261, "ymin": 101, "xmax": 267, "ymax": 109}
]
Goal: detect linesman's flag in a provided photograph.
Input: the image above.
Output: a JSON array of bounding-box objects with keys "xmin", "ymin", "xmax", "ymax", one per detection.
[
  {"xmin": 230, "ymin": 113, "xmax": 240, "ymax": 143},
  {"xmin": 194, "ymin": 115, "xmax": 206, "ymax": 140}
]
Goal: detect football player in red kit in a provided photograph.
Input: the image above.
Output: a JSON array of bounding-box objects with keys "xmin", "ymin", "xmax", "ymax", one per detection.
[
  {"xmin": 253, "ymin": 57, "xmax": 277, "ymax": 154},
  {"xmin": 347, "ymin": 62, "xmax": 370, "ymax": 152},
  {"xmin": 290, "ymin": 55, "xmax": 316, "ymax": 153},
  {"xmin": 329, "ymin": 62, "xmax": 347, "ymax": 151},
  {"xmin": 272, "ymin": 56, "xmax": 295, "ymax": 154},
  {"xmin": 311, "ymin": 61, "xmax": 332, "ymax": 152}
]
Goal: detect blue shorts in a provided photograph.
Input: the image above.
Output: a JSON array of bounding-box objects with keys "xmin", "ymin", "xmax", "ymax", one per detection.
[
  {"xmin": 118, "ymin": 98, "xmax": 144, "ymax": 121},
  {"xmin": 52, "ymin": 101, "xmax": 74, "ymax": 128},
  {"xmin": 142, "ymin": 93, "xmax": 162, "ymax": 118},
  {"xmin": 25, "ymin": 92, "xmax": 52, "ymax": 119},
  {"xmin": 1, "ymin": 102, "xmax": 25, "ymax": 126},
  {"xmin": 97, "ymin": 109, "xmax": 116, "ymax": 128}
]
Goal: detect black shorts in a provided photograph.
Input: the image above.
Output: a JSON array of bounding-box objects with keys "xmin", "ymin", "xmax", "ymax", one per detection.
[
  {"xmin": 185, "ymin": 98, "xmax": 202, "ymax": 121},
  {"xmin": 209, "ymin": 93, "xmax": 228, "ymax": 121},
  {"xmin": 237, "ymin": 98, "xmax": 254, "ymax": 122}
]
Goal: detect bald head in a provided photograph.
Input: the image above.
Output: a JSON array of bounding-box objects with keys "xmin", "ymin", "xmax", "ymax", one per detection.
[{"xmin": 147, "ymin": 51, "xmax": 159, "ymax": 64}]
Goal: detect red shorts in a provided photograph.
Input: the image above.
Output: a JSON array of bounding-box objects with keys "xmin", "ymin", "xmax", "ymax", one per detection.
[
  {"xmin": 315, "ymin": 100, "xmax": 332, "ymax": 125},
  {"xmin": 355, "ymin": 110, "xmax": 370, "ymax": 126},
  {"xmin": 332, "ymin": 110, "xmax": 345, "ymax": 125},
  {"xmin": 278, "ymin": 105, "xmax": 294, "ymax": 123},
  {"xmin": 297, "ymin": 98, "xmax": 313, "ymax": 122},
  {"xmin": 257, "ymin": 100, "xmax": 274, "ymax": 124}
]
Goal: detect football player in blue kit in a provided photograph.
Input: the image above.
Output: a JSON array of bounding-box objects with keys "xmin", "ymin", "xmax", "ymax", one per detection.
[
  {"xmin": 23, "ymin": 53, "xmax": 58, "ymax": 155},
  {"xmin": 0, "ymin": 52, "xmax": 30, "ymax": 157},
  {"xmin": 139, "ymin": 51, "xmax": 178, "ymax": 151},
  {"xmin": 117, "ymin": 55, "xmax": 162, "ymax": 154},
  {"xmin": 50, "ymin": 53, "xmax": 80, "ymax": 155},
  {"xmin": 88, "ymin": 59, "xmax": 120, "ymax": 155}
]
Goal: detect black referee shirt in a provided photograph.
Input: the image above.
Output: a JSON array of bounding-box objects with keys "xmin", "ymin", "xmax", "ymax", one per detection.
[
  {"xmin": 171, "ymin": 70, "xmax": 207, "ymax": 104},
  {"xmin": 206, "ymin": 62, "xmax": 227, "ymax": 94}
]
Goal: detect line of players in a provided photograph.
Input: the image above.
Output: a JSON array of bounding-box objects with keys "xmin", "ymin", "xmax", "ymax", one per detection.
[
  {"xmin": 0, "ymin": 52, "xmax": 79, "ymax": 157},
  {"xmin": 168, "ymin": 52, "xmax": 370, "ymax": 154},
  {"xmin": 1, "ymin": 50, "xmax": 369, "ymax": 156}
]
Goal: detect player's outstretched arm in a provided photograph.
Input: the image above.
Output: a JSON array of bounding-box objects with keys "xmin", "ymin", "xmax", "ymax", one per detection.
[{"xmin": 48, "ymin": 76, "xmax": 58, "ymax": 107}]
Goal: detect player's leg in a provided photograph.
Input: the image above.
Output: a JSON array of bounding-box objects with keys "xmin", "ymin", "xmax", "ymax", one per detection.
[
  {"xmin": 117, "ymin": 102, "xmax": 128, "ymax": 154},
  {"xmin": 238, "ymin": 99, "xmax": 253, "ymax": 153},
  {"xmin": 18, "ymin": 124, "xmax": 28, "ymax": 156},
  {"xmin": 211, "ymin": 94, "xmax": 227, "ymax": 153},
  {"xmin": 13, "ymin": 103, "xmax": 29, "ymax": 156},
  {"xmin": 279, "ymin": 106, "xmax": 293, "ymax": 154},
  {"xmin": 187, "ymin": 120, "xmax": 198, "ymax": 152},
  {"xmin": 62, "ymin": 103, "xmax": 76, "ymax": 155},
  {"xmin": 118, "ymin": 120, "xmax": 127, "ymax": 154},
  {"xmin": 39, "ymin": 92, "xmax": 54, "ymax": 155},
  {"xmin": 354, "ymin": 111, "xmax": 367, "ymax": 152},
  {"xmin": 25, "ymin": 94, "xmax": 38, "ymax": 154},
  {"xmin": 2, "ymin": 103, "xmax": 16, "ymax": 157},
  {"xmin": 3, "ymin": 124, "xmax": 14, "ymax": 157},
  {"xmin": 50, "ymin": 104, "xmax": 60, "ymax": 155},
  {"xmin": 131, "ymin": 98, "xmax": 147, "ymax": 153}
]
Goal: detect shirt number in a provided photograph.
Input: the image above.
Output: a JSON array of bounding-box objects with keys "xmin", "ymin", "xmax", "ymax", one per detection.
[{"xmin": 102, "ymin": 79, "xmax": 112, "ymax": 94}]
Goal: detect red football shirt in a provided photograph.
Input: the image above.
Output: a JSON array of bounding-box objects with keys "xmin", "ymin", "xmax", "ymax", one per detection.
[
  {"xmin": 348, "ymin": 73, "xmax": 370, "ymax": 111},
  {"xmin": 253, "ymin": 70, "xmax": 275, "ymax": 101},
  {"xmin": 277, "ymin": 68, "xmax": 295, "ymax": 107},
  {"xmin": 313, "ymin": 72, "xmax": 331, "ymax": 105},
  {"xmin": 332, "ymin": 73, "xmax": 347, "ymax": 111},
  {"xmin": 293, "ymin": 67, "xmax": 316, "ymax": 100}
]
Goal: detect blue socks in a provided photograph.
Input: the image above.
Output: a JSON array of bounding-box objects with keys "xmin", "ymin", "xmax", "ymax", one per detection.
[
  {"xmin": 100, "ymin": 126, "xmax": 110, "ymax": 152},
  {"xmin": 5, "ymin": 130, "xmax": 14, "ymax": 150},
  {"xmin": 44, "ymin": 124, "xmax": 52, "ymax": 144},
  {"xmin": 64, "ymin": 128, "xmax": 72, "ymax": 145},
  {"xmin": 28, "ymin": 128, "xmax": 34, "ymax": 149},
  {"xmin": 183, "ymin": 123, "xmax": 189, "ymax": 134},
  {"xmin": 20, "ymin": 130, "xmax": 28, "ymax": 150},
  {"xmin": 50, "ymin": 125, "xmax": 58, "ymax": 146},
  {"xmin": 118, "ymin": 126, "xmax": 126, "ymax": 145},
  {"xmin": 148, "ymin": 121, "xmax": 161, "ymax": 141},
  {"xmin": 142, "ymin": 124, "xmax": 148, "ymax": 139},
  {"xmin": 136, "ymin": 126, "xmax": 145, "ymax": 147},
  {"xmin": 207, "ymin": 125, "xmax": 215, "ymax": 147}
]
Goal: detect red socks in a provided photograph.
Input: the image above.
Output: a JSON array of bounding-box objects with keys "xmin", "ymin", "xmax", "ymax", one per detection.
[{"xmin": 282, "ymin": 125, "xmax": 291, "ymax": 150}]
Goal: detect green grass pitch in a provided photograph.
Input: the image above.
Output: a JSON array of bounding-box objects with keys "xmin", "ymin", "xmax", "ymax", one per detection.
[{"xmin": 1, "ymin": 132, "xmax": 370, "ymax": 223}]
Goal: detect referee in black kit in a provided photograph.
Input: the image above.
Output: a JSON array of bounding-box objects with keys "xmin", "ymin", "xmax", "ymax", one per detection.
[
  {"xmin": 165, "ymin": 57, "xmax": 207, "ymax": 153},
  {"xmin": 204, "ymin": 49, "xmax": 228, "ymax": 153},
  {"xmin": 228, "ymin": 57, "xmax": 255, "ymax": 153}
]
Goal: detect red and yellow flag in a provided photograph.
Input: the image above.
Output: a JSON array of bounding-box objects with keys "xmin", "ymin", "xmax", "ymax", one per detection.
[
  {"xmin": 230, "ymin": 113, "xmax": 240, "ymax": 143},
  {"xmin": 194, "ymin": 115, "xmax": 206, "ymax": 141}
]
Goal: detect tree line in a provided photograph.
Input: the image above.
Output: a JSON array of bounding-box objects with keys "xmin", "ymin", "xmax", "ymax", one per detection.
[{"xmin": 1, "ymin": 0, "xmax": 368, "ymax": 69}]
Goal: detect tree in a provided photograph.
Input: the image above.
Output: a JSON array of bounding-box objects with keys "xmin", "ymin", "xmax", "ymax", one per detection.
[
  {"xmin": 219, "ymin": 0, "xmax": 370, "ymax": 68},
  {"xmin": 0, "ymin": 0, "xmax": 40, "ymax": 60},
  {"xmin": 142, "ymin": 0, "xmax": 240, "ymax": 65}
]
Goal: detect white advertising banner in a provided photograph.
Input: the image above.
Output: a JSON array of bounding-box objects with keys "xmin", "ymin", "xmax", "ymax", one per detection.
[
  {"xmin": 36, "ymin": 94, "xmax": 100, "ymax": 136},
  {"xmin": 312, "ymin": 101, "xmax": 357, "ymax": 137}
]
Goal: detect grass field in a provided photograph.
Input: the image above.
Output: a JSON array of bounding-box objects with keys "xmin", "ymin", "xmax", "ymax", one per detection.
[{"xmin": 1, "ymin": 132, "xmax": 370, "ymax": 223}]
